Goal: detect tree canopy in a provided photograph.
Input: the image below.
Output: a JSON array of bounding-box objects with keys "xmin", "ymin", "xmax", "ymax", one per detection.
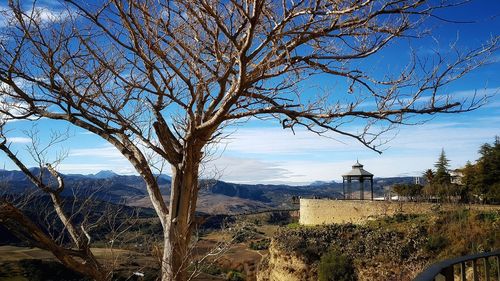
[
  {"xmin": 461, "ymin": 137, "xmax": 500, "ymax": 203},
  {"xmin": 423, "ymin": 138, "xmax": 500, "ymax": 203}
]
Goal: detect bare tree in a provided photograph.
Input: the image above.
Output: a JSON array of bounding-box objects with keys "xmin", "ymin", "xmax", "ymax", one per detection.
[
  {"xmin": 0, "ymin": 124, "xmax": 144, "ymax": 280},
  {"xmin": 0, "ymin": 124, "xmax": 110, "ymax": 280},
  {"xmin": 0, "ymin": 0, "xmax": 497, "ymax": 280}
]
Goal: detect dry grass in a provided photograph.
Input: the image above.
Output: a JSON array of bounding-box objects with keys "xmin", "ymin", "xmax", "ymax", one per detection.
[{"xmin": 0, "ymin": 246, "xmax": 56, "ymax": 263}]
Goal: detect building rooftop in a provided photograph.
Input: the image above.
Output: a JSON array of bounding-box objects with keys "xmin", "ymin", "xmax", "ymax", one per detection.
[{"xmin": 342, "ymin": 161, "xmax": 374, "ymax": 177}]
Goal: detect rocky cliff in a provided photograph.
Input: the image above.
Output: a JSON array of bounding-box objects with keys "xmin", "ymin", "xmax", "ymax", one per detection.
[
  {"xmin": 258, "ymin": 209, "xmax": 500, "ymax": 281},
  {"xmin": 257, "ymin": 240, "xmax": 316, "ymax": 281}
]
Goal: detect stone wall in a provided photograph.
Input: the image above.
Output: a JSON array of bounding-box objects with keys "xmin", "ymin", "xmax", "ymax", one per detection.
[{"xmin": 299, "ymin": 199, "xmax": 499, "ymax": 225}]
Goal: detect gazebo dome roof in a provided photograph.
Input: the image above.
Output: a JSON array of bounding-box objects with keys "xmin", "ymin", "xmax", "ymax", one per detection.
[{"xmin": 342, "ymin": 161, "xmax": 373, "ymax": 177}]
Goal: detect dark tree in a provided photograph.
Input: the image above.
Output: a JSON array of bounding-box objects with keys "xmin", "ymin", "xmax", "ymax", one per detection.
[
  {"xmin": 392, "ymin": 183, "xmax": 423, "ymax": 201},
  {"xmin": 434, "ymin": 149, "xmax": 451, "ymax": 186},
  {"xmin": 461, "ymin": 137, "xmax": 500, "ymax": 203}
]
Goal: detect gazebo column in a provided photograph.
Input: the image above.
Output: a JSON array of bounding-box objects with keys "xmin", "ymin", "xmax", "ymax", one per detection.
[
  {"xmin": 370, "ymin": 178, "xmax": 374, "ymax": 201},
  {"xmin": 342, "ymin": 177, "xmax": 346, "ymax": 199},
  {"xmin": 347, "ymin": 178, "xmax": 352, "ymax": 199},
  {"xmin": 359, "ymin": 178, "xmax": 364, "ymax": 200}
]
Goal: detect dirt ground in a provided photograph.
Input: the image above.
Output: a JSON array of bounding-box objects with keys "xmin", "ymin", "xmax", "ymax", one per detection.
[
  {"xmin": 0, "ymin": 220, "xmax": 281, "ymax": 281},
  {"xmin": 0, "ymin": 244, "xmax": 263, "ymax": 281}
]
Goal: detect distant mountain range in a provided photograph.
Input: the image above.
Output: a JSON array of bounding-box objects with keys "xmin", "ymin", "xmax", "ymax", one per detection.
[{"xmin": 0, "ymin": 169, "xmax": 416, "ymax": 214}]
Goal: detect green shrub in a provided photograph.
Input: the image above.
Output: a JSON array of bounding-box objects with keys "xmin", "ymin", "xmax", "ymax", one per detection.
[
  {"xmin": 202, "ymin": 264, "xmax": 222, "ymax": 275},
  {"xmin": 267, "ymin": 212, "xmax": 292, "ymax": 225},
  {"xmin": 249, "ymin": 238, "xmax": 270, "ymax": 250},
  {"xmin": 475, "ymin": 211, "xmax": 499, "ymax": 222},
  {"xmin": 232, "ymin": 223, "xmax": 259, "ymax": 243},
  {"xmin": 318, "ymin": 250, "xmax": 357, "ymax": 281},
  {"xmin": 286, "ymin": 222, "xmax": 301, "ymax": 229},
  {"xmin": 425, "ymin": 235, "xmax": 448, "ymax": 253},
  {"xmin": 226, "ymin": 270, "xmax": 245, "ymax": 281}
]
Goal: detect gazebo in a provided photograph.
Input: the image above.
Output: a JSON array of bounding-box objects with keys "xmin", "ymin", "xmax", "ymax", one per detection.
[{"xmin": 342, "ymin": 161, "xmax": 374, "ymax": 200}]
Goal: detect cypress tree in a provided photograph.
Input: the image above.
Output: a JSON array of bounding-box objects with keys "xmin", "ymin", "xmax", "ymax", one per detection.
[{"xmin": 434, "ymin": 149, "xmax": 451, "ymax": 186}]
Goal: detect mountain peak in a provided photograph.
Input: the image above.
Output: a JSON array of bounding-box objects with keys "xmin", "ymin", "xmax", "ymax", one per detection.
[
  {"xmin": 93, "ymin": 170, "xmax": 118, "ymax": 179},
  {"xmin": 309, "ymin": 180, "xmax": 336, "ymax": 186}
]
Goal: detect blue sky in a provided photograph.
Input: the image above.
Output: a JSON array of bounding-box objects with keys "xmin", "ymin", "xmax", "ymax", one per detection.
[{"xmin": 0, "ymin": 1, "xmax": 499, "ymax": 184}]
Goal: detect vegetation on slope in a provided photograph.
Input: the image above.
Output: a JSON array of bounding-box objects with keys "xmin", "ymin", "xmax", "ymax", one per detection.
[{"xmin": 267, "ymin": 209, "xmax": 499, "ymax": 281}]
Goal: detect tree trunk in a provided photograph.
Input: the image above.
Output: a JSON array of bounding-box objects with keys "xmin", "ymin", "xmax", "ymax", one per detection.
[
  {"xmin": 162, "ymin": 223, "xmax": 190, "ymax": 281},
  {"xmin": 161, "ymin": 145, "xmax": 202, "ymax": 281}
]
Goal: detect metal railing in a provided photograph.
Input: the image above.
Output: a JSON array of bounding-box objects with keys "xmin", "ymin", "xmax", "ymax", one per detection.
[{"xmin": 414, "ymin": 250, "xmax": 500, "ymax": 281}]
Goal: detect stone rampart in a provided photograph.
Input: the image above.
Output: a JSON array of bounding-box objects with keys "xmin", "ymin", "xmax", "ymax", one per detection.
[{"xmin": 299, "ymin": 199, "xmax": 499, "ymax": 225}]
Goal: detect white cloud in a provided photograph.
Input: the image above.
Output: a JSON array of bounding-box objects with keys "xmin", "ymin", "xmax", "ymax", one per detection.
[
  {"xmin": 0, "ymin": 81, "xmax": 35, "ymax": 123},
  {"xmin": 204, "ymin": 156, "xmax": 292, "ymax": 183},
  {"xmin": 449, "ymin": 87, "xmax": 500, "ymax": 100},
  {"xmin": 69, "ymin": 145, "xmax": 123, "ymax": 159},
  {"xmin": 5, "ymin": 116, "xmax": 494, "ymax": 184},
  {"xmin": 0, "ymin": 3, "xmax": 70, "ymax": 29},
  {"xmin": 8, "ymin": 85, "xmax": 494, "ymax": 184},
  {"xmin": 0, "ymin": 5, "xmax": 9, "ymax": 28},
  {"xmin": 489, "ymin": 54, "xmax": 500, "ymax": 64},
  {"xmin": 64, "ymin": 145, "xmax": 135, "ymax": 175},
  {"xmin": 378, "ymin": 123, "xmax": 496, "ymax": 151},
  {"xmin": 8, "ymin": 137, "xmax": 32, "ymax": 144},
  {"xmin": 206, "ymin": 115, "xmax": 499, "ymax": 183},
  {"xmin": 207, "ymin": 155, "xmax": 433, "ymax": 184},
  {"xmin": 219, "ymin": 127, "xmax": 360, "ymax": 155},
  {"xmin": 58, "ymin": 163, "xmax": 136, "ymax": 175},
  {"xmin": 215, "ymin": 87, "xmax": 499, "ymax": 159},
  {"xmin": 34, "ymin": 6, "xmax": 69, "ymax": 23},
  {"xmin": 482, "ymin": 101, "xmax": 500, "ymax": 109}
]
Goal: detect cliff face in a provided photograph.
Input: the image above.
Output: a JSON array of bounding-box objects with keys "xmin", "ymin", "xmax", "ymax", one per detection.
[
  {"xmin": 258, "ymin": 209, "xmax": 500, "ymax": 281},
  {"xmin": 257, "ymin": 241, "xmax": 315, "ymax": 281},
  {"xmin": 257, "ymin": 224, "xmax": 428, "ymax": 281}
]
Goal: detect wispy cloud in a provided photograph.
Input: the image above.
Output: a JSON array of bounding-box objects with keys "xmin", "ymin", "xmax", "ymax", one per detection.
[
  {"xmin": 219, "ymin": 127, "xmax": 359, "ymax": 155},
  {"xmin": 4, "ymin": 116, "xmax": 496, "ymax": 184},
  {"xmin": 8, "ymin": 137, "xmax": 32, "ymax": 144},
  {"xmin": 0, "ymin": 81, "xmax": 37, "ymax": 123},
  {"xmin": 64, "ymin": 145, "xmax": 135, "ymax": 175},
  {"xmin": 206, "ymin": 114, "xmax": 499, "ymax": 183},
  {"xmin": 0, "ymin": 3, "xmax": 70, "ymax": 29},
  {"xmin": 32, "ymin": 6, "xmax": 70, "ymax": 23},
  {"xmin": 69, "ymin": 145, "xmax": 123, "ymax": 159},
  {"xmin": 58, "ymin": 163, "xmax": 136, "ymax": 175},
  {"xmin": 0, "ymin": 5, "xmax": 9, "ymax": 28},
  {"xmin": 204, "ymin": 156, "xmax": 292, "ymax": 183},
  {"xmin": 449, "ymin": 87, "xmax": 500, "ymax": 100}
]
